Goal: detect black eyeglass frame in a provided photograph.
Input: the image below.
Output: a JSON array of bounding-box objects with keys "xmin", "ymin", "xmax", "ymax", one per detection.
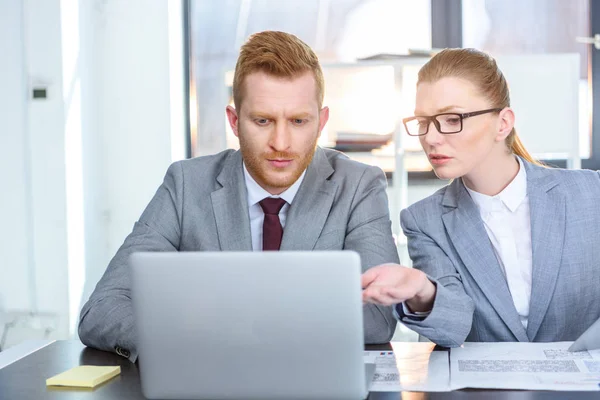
[{"xmin": 402, "ymin": 108, "xmax": 504, "ymax": 136}]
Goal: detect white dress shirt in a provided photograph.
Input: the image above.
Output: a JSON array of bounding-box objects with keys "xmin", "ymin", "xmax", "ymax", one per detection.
[
  {"xmin": 465, "ymin": 157, "xmax": 532, "ymax": 329},
  {"xmin": 243, "ymin": 164, "xmax": 306, "ymax": 251}
]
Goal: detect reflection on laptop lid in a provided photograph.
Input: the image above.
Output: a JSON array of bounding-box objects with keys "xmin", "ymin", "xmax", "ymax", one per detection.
[{"xmin": 131, "ymin": 251, "xmax": 372, "ymax": 400}]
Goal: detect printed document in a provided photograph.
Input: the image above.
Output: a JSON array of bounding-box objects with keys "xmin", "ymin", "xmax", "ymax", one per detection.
[
  {"xmin": 365, "ymin": 342, "xmax": 450, "ymax": 392},
  {"xmin": 451, "ymin": 342, "xmax": 600, "ymax": 391}
]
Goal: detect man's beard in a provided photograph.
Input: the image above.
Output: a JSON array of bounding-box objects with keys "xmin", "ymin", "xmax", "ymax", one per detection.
[{"xmin": 240, "ymin": 134, "xmax": 319, "ymax": 192}]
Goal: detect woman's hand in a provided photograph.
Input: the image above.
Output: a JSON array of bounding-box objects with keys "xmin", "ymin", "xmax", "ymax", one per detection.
[{"xmin": 361, "ymin": 264, "xmax": 437, "ymax": 312}]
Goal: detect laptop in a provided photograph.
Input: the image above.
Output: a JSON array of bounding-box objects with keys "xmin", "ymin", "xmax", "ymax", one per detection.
[{"xmin": 130, "ymin": 251, "xmax": 375, "ymax": 400}]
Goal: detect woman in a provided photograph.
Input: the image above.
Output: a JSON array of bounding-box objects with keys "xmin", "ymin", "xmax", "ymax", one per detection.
[{"xmin": 362, "ymin": 48, "xmax": 600, "ymax": 347}]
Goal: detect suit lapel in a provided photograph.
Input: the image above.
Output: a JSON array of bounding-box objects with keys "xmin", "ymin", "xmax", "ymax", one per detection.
[
  {"xmin": 524, "ymin": 162, "xmax": 565, "ymax": 341},
  {"xmin": 442, "ymin": 180, "xmax": 529, "ymax": 342},
  {"xmin": 280, "ymin": 147, "xmax": 338, "ymax": 250},
  {"xmin": 210, "ymin": 151, "xmax": 253, "ymax": 251}
]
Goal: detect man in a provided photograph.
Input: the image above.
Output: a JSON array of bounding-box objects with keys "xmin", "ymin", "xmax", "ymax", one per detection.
[{"xmin": 78, "ymin": 31, "xmax": 399, "ymax": 362}]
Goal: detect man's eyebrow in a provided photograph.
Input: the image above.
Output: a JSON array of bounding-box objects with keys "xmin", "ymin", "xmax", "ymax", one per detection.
[
  {"xmin": 248, "ymin": 112, "xmax": 274, "ymax": 119},
  {"xmin": 290, "ymin": 112, "xmax": 312, "ymax": 119}
]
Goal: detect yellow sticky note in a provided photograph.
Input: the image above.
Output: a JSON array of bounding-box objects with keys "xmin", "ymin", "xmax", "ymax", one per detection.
[{"xmin": 46, "ymin": 365, "xmax": 121, "ymax": 388}]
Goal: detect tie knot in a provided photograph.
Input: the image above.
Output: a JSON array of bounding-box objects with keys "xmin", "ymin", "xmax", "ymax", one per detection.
[{"xmin": 259, "ymin": 197, "xmax": 287, "ymax": 215}]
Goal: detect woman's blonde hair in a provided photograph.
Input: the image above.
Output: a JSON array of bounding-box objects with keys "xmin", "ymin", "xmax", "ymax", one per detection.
[{"xmin": 418, "ymin": 48, "xmax": 542, "ymax": 165}]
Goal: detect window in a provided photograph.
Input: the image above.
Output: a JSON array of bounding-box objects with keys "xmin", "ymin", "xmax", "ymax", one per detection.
[
  {"xmin": 188, "ymin": 0, "xmax": 431, "ymax": 157},
  {"xmin": 462, "ymin": 0, "xmax": 591, "ymax": 159}
]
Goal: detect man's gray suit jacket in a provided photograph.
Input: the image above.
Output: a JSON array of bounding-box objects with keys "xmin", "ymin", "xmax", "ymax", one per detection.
[
  {"xmin": 397, "ymin": 159, "xmax": 600, "ymax": 347},
  {"xmin": 79, "ymin": 147, "xmax": 400, "ymax": 361}
]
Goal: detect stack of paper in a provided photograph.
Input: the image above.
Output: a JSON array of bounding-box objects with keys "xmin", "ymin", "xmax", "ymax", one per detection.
[
  {"xmin": 365, "ymin": 342, "xmax": 600, "ymax": 392},
  {"xmin": 46, "ymin": 365, "xmax": 121, "ymax": 388},
  {"xmin": 365, "ymin": 343, "xmax": 451, "ymax": 392},
  {"xmin": 451, "ymin": 342, "xmax": 600, "ymax": 391}
]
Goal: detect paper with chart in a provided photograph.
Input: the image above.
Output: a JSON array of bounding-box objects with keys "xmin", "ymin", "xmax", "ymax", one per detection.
[
  {"xmin": 451, "ymin": 342, "xmax": 600, "ymax": 391},
  {"xmin": 364, "ymin": 343, "xmax": 450, "ymax": 392}
]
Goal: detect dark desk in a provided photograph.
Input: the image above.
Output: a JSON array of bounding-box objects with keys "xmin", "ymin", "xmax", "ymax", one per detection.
[{"xmin": 0, "ymin": 341, "xmax": 596, "ymax": 399}]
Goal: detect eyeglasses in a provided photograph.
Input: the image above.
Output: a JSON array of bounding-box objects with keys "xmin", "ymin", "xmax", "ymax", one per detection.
[{"xmin": 402, "ymin": 108, "xmax": 503, "ymax": 136}]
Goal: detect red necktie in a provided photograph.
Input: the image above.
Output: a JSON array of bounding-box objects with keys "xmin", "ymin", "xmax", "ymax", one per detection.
[{"xmin": 259, "ymin": 198, "xmax": 287, "ymax": 251}]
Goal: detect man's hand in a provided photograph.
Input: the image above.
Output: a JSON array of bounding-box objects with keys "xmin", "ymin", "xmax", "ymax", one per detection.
[{"xmin": 361, "ymin": 264, "xmax": 436, "ymax": 312}]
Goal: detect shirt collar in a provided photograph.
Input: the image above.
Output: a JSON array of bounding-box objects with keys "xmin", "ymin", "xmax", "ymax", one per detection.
[
  {"xmin": 243, "ymin": 163, "xmax": 306, "ymax": 208},
  {"xmin": 465, "ymin": 157, "xmax": 528, "ymax": 214}
]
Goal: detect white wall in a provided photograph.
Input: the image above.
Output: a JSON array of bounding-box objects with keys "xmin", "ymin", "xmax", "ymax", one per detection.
[
  {"xmin": 94, "ymin": 0, "xmax": 175, "ymax": 263},
  {"xmin": 0, "ymin": 0, "xmax": 32, "ymax": 313},
  {"xmin": 0, "ymin": 0, "xmax": 186, "ymax": 345},
  {"xmin": 24, "ymin": 0, "xmax": 71, "ymax": 338},
  {"xmin": 80, "ymin": 0, "xmax": 186, "ymax": 302}
]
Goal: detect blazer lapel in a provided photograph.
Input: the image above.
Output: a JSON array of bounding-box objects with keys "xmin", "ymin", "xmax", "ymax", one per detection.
[
  {"xmin": 280, "ymin": 147, "xmax": 338, "ymax": 250},
  {"xmin": 210, "ymin": 151, "xmax": 253, "ymax": 251},
  {"xmin": 524, "ymin": 162, "xmax": 565, "ymax": 341},
  {"xmin": 442, "ymin": 180, "xmax": 529, "ymax": 342}
]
